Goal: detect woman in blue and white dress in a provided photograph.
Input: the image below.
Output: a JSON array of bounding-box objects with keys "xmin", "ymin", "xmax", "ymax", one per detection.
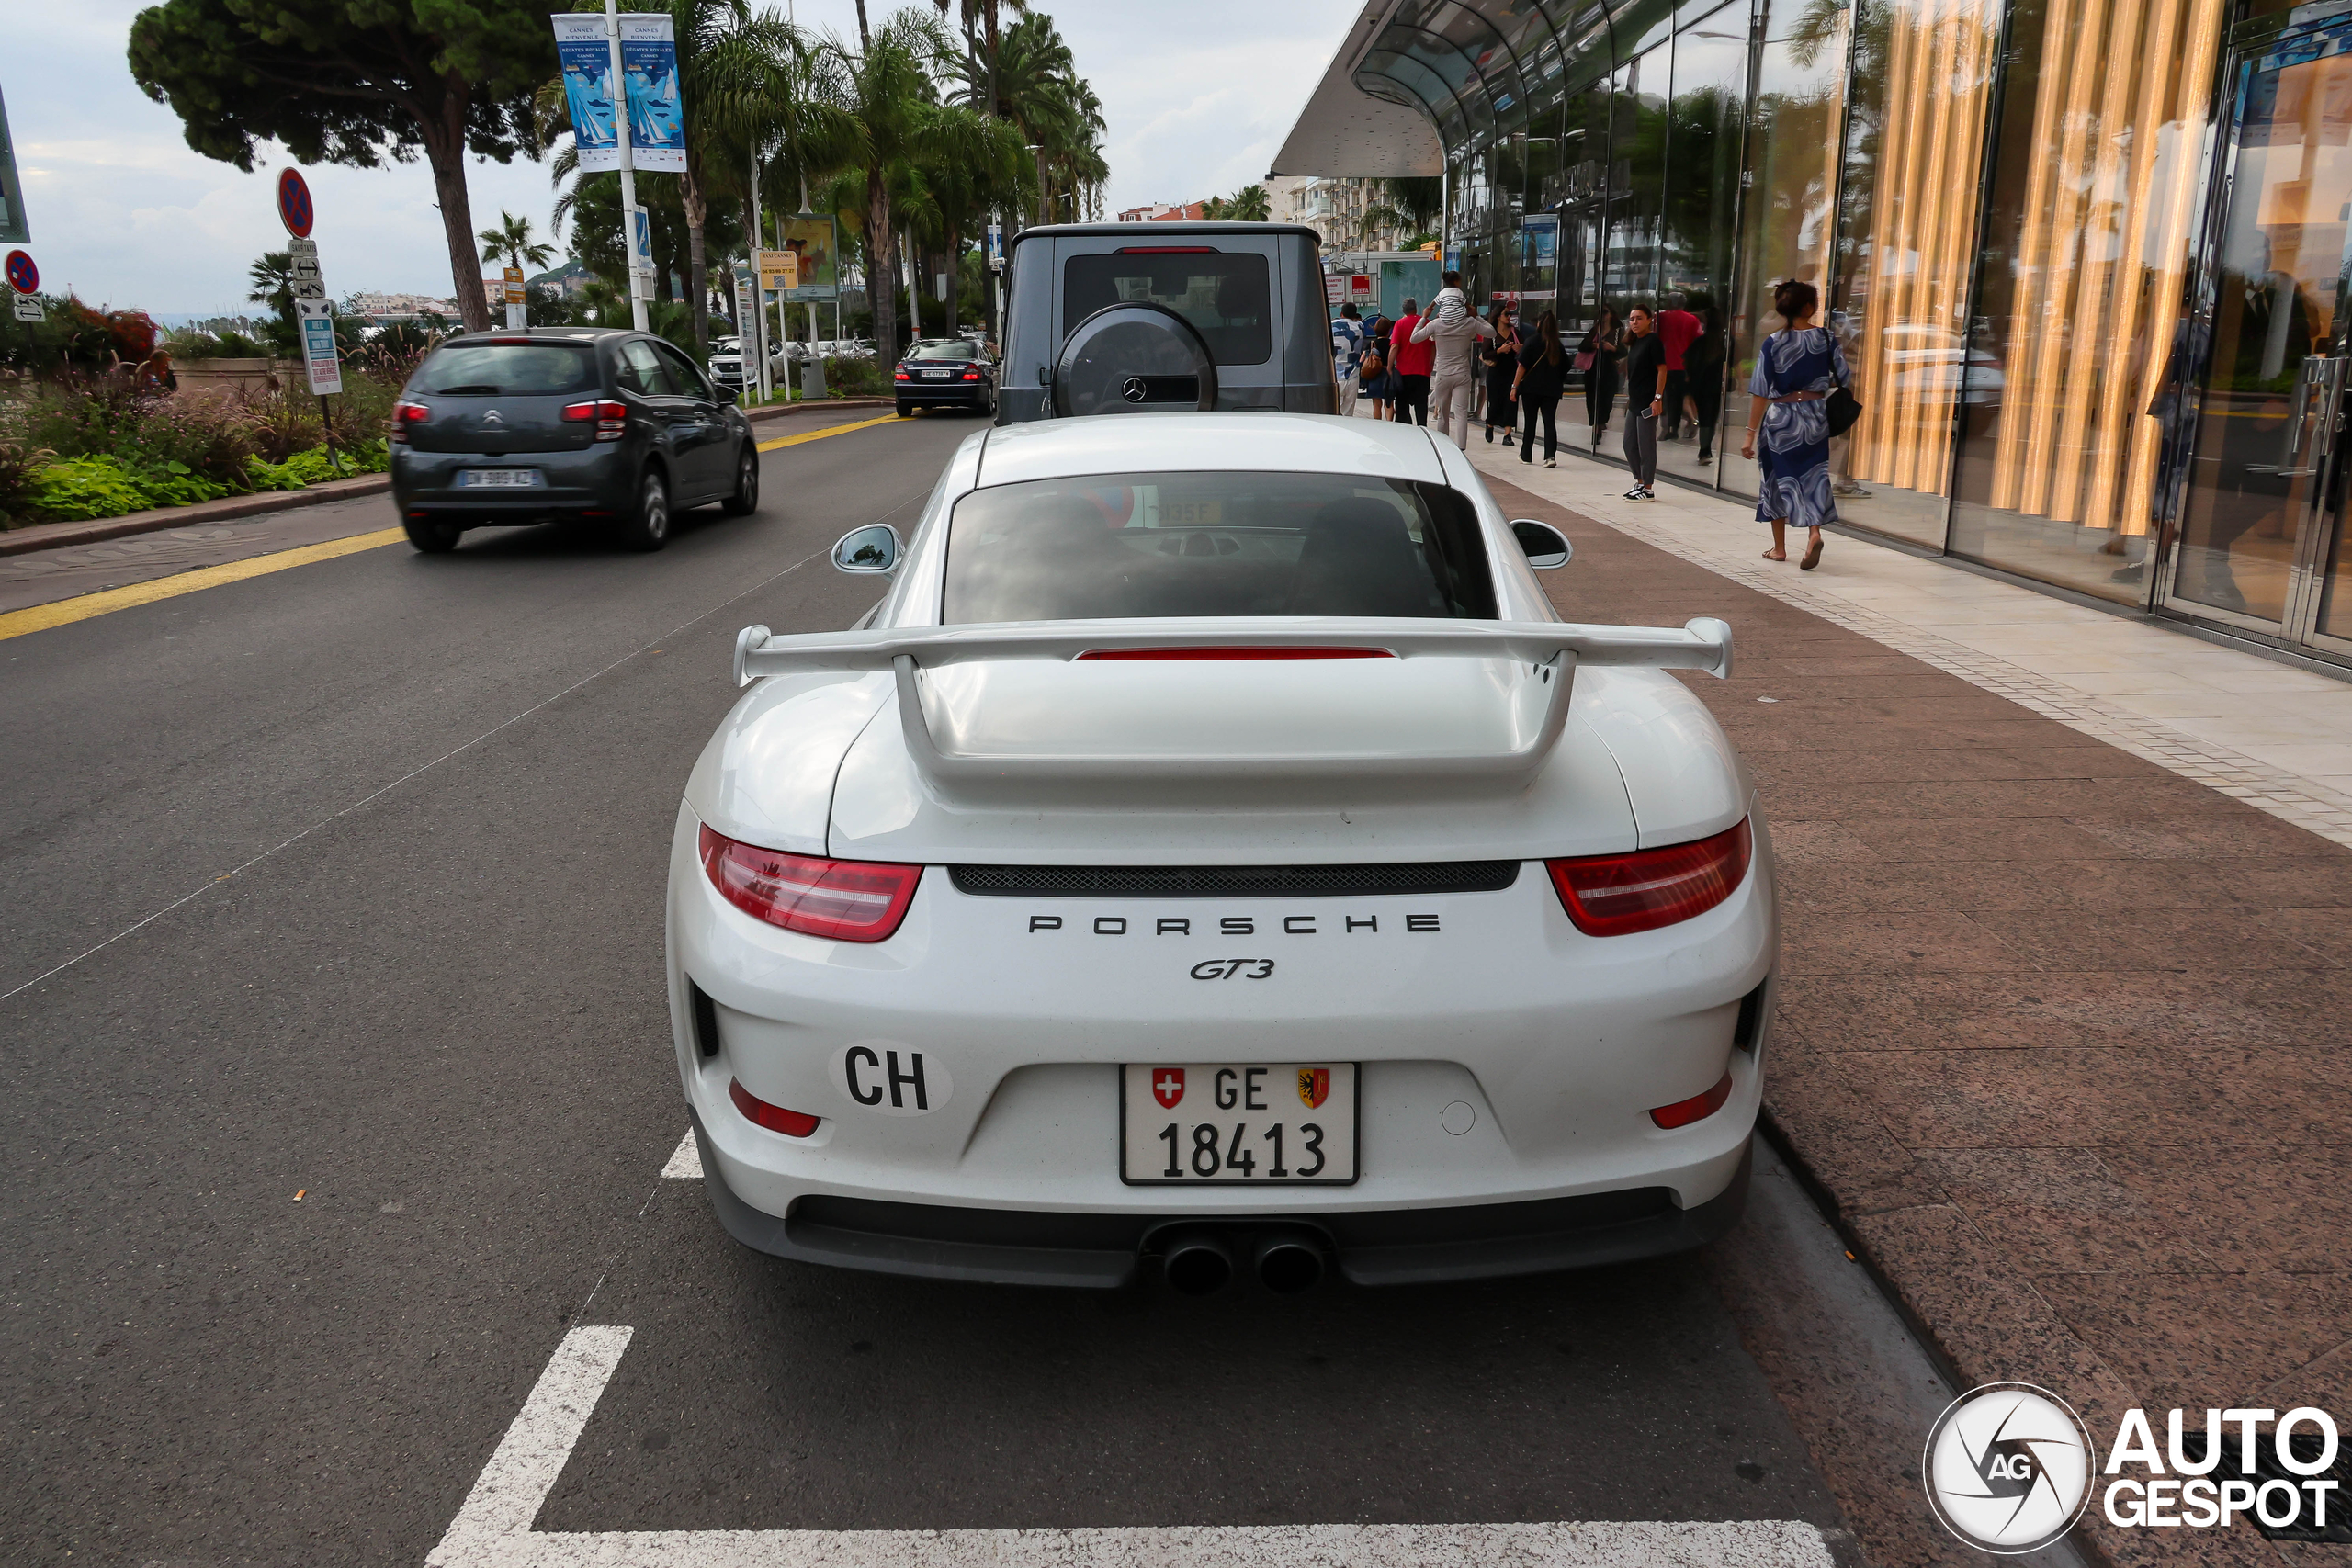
[{"xmin": 1740, "ymin": 279, "xmax": 1849, "ymax": 570}]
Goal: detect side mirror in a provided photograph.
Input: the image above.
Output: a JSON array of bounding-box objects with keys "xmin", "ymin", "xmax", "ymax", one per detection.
[
  {"xmin": 832, "ymin": 523, "xmax": 902, "ymax": 575},
  {"xmin": 1511, "ymin": 519, "xmax": 1574, "ymax": 570},
  {"xmin": 718, "ymin": 385, "xmax": 739, "ymax": 405}
]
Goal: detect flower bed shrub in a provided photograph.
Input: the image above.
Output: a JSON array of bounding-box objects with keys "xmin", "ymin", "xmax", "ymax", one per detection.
[{"xmin": 0, "ymin": 369, "xmax": 401, "ymax": 528}]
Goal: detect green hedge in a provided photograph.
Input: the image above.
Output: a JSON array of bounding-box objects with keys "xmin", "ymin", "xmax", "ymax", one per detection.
[{"xmin": 19, "ymin": 441, "xmax": 390, "ymax": 524}]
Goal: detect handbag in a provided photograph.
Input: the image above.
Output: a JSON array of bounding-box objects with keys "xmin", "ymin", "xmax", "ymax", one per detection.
[
  {"xmin": 1573, "ymin": 349, "xmax": 1597, "ymax": 371},
  {"xmin": 1826, "ymin": 382, "xmax": 1862, "ymax": 437}
]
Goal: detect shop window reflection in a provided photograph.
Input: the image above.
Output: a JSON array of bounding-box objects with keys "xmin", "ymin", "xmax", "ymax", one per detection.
[
  {"xmin": 1826, "ymin": 0, "xmax": 2002, "ymax": 548},
  {"xmin": 1719, "ymin": 0, "xmax": 1849, "ymax": 506},
  {"xmin": 1947, "ymin": 0, "xmax": 2225, "ymax": 603}
]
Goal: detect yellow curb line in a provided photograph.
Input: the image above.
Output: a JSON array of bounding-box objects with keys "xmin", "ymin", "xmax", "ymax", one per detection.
[
  {"xmin": 0, "ymin": 527, "xmax": 409, "ymax": 644},
  {"xmin": 0, "ymin": 413, "xmax": 911, "ymax": 644},
  {"xmin": 756, "ymin": 412, "xmax": 907, "ymax": 452}
]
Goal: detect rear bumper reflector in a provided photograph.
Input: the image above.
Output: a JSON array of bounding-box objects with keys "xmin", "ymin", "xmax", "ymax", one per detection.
[{"xmin": 1649, "ymin": 1072, "xmax": 1735, "ymax": 1130}]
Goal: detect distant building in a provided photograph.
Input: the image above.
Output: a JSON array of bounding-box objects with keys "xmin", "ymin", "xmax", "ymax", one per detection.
[
  {"xmin": 1288, "ymin": 178, "xmax": 1403, "ymax": 253},
  {"xmin": 1115, "ymin": 201, "xmax": 1208, "ymax": 222},
  {"xmin": 528, "ymin": 260, "xmax": 594, "ymax": 299},
  {"xmin": 349, "ymin": 291, "xmax": 458, "ymax": 323}
]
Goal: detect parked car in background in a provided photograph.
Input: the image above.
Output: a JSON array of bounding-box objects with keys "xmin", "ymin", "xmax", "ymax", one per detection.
[
  {"xmin": 708, "ymin": 336, "xmax": 746, "ymax": 393},
  {"xmin": 390, "ymin": 326, "xmax": 761, "ymax": 554},
  {"xmin": 894, "ymin": 337, "xmax": 997, "ymax": 416}
]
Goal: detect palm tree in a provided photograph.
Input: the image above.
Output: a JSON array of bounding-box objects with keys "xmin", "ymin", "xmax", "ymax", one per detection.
[
  {"xmin": 839, "ymin": 9, "xmax": 961, "ymax": 361},
  {"xmin": 949, "ymin": 13, "xmax": 1104, "ymax": 224},
  {"xmin": 248, "ymin": 251, "xmax": 297, "ymax": 339},
  {"xmin": 1204, "ymin": 185, "xmax": 1271, "ymax": 222},
  {"xmin": 479, "ymin": 209, "xmax": 557, "ymax": 273}
]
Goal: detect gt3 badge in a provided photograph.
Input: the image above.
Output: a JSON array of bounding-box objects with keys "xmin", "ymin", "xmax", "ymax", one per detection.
[
  {"xmin": 1298, "ymin": 1067, "xmax": 1330, "ymax": 1110},
  {"xmin": 1152, "ymin": 1068, "xmax": 1186, "ymax": 1110}
]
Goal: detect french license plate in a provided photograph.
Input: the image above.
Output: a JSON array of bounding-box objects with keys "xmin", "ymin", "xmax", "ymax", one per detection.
[
  {"xmin": 1121, "ymin": 1063, "xmax": 1359, "ymax": 1185},
  {"xmin": 459, "ymin": 468, "xmax": 538, "ymax": 488}
]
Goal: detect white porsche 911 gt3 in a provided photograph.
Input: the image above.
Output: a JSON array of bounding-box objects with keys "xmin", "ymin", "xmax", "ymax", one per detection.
[{"xmin": 667, "ymin": 413, "xmax": 1773, "ymax": 1293}]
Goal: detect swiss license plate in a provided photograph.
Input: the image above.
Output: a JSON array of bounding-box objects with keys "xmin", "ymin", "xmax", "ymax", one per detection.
[
  {"xmin": 1121, "ymin": 1063, "xmax": 1359, "ymax": 1185},
  {"xmin": 460, "ymin": 468, "xmax": 538, "ymax": 488},
  {"xmin": 922, "ymin": 367, "xmax": 951, "ymax": 378}
]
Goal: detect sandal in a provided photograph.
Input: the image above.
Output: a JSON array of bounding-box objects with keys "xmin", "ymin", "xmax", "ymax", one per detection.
[
  {"xmin": 1762, "ymin": 549, "xmax": 1786, "ymax": 560},
  {"xmin": 1800, "ymin": 536, "xmax": 1824, "ymax": 570}
]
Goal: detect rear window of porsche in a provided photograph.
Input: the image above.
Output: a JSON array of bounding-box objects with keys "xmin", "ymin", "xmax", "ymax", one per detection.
[
  {"xmin": 1063, "ymin": 253, "xmax": 1271, "ymax": 365},
  {"xmin": 943, "ymin": 471, "xmax": 1496, "ymax": 624}
]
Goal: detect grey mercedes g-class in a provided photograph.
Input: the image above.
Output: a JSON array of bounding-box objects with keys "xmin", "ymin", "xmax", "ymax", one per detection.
[{"xmin": 995, "ymin": 222, "xmax": 1337, "ymax": 423}]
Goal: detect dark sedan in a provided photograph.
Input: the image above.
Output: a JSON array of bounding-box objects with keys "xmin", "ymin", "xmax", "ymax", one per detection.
[
  {"xmin": 893, "ymin": 337, "xmax": 996, "ymax": 416},
  {"xmin": 390, "ymin": 327, "xmax": 759, "ymax": 553}
]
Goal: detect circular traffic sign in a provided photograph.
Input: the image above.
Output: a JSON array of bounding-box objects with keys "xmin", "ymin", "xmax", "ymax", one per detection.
[
  {"xmin": 276, "ymin": 166, "xmax": 314, "ymax": 238},
  {"xmin": 4, "ymin": 250, "xmax": 36, "ymax": 296}
]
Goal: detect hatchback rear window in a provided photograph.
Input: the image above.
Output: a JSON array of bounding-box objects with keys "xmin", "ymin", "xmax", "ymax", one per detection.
[
  {"xmin": 413, "ymin": 343, "xmax": 596, "ymax": 395},
  {"xmin": 943, "ymin": 471, "xmax": 1495, "ymax": 624},
  {"xmin": 1064, "ymin": 252, "xmax": 1272, "ymax": 366}
]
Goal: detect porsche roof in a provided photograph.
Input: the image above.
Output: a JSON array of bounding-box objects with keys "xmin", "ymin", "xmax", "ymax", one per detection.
[{"xmin": 971, "ymin": 412, "xmax": 1449, "ymax": 489}]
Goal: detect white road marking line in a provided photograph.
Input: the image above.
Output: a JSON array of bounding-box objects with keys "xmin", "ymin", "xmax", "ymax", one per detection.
[
  {"xmin": 661, "ymin": 1129, "xmax": 702, "ymax": 1179},
  {"xmin": 433, "ymin": 1325, "xmax": 634, "ymax": 1548},
  {"xmin": 427, "ymin": 1325, "xmax": 1836, "ymax": 1567}
]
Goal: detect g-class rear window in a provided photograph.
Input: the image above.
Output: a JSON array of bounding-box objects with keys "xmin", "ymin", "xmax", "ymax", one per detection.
[{"xmin": 1063, "ymin": 251, "xmax": 1271, "ymax": 366}]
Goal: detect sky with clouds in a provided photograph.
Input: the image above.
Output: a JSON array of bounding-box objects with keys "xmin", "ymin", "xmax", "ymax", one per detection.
[{"xmin": 6, "ymin": 1, "xmax": 1358, "ymax": 318}]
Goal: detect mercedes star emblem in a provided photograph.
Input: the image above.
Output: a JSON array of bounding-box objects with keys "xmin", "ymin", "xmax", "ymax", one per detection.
[{"xmin": 1119, "ymin": 376, "xmax": 1148, "ymax": 403}]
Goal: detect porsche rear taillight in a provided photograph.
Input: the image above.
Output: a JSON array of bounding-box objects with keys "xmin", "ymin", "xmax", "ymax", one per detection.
[
  {"xmin": 697, "ymin": 825, "xmax": 921, "ymax": 942},
  {"xmin": 562, "ymin": 399, "xmax": 628, "ymax": 441},
  {"xmin": 1650, "ymin": 1071, "xmax": 1734, "ymax": 1129},
  {"xmin": 1546, "ymin": 819, "xmax": 1752, "ymax": 937},
  {"xmin": 729, "ymin": 1077, "xmax": 820, "ymax": 1137}
]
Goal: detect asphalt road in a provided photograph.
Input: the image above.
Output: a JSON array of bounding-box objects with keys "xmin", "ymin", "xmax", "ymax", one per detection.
[{"xmin": 2, "ymin": 411, "xmax": 1864, "ymax": 1566}]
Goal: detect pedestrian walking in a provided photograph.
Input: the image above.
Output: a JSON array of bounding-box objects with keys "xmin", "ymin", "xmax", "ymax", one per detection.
[
  {"xmin": 1390, "ymin": 297, "xmax": 1432, "ymax": 425},
  {"xmin": 1656, "ymin": 294, "xmax": 1701, "ymax": 439},
  {"xmin": 1512, "ymin": 309, "xmax": 1567, "ymax": 467},
  {"xmin": 1330, "ymin": 302, "xmax": 1366, "ymax": 418},
  {"xmin": 1577, "ymin": 308, "xmax": 1623, "ymax": 452},
  {"xmin": 1410, "ymin": 270, "xmax": 1497, "ymax": 448},
  {"xmin": 1621, "ymin": 304, "xmax": 1664, "ymax": 499},
  {"xmin": 1683, "ymin": 304, "xmax": 1727, "ymax": 463},
  {"xmin": 1481, "ymin": 303, "xmax": 1519, "ymax": 447},
  {"xmin": 1359, "ymin": 313, "xmax": 1393, "ymax": 420},
  {"xmin": 1741, "ymin": 278, "xmax": 1849, "ymax": 570}
]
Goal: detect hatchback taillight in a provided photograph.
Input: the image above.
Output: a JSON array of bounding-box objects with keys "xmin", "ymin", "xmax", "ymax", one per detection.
[
  {"xmin": 562, "ymin": 399, "xmax": 628, "ymax": 441},
  {"xmin": 697, "ymin": 825, "xmax": 921, "ymax": 942},
  {"xmin": 1546, "ymin": 819, "xmax": 1752, "ymax": 937},
  {"xmin": 390, "ymin": 400, "xmax": 428, "ymax": 442}
]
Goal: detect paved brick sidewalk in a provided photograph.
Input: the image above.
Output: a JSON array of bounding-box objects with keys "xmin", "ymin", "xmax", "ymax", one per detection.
[{"xmin": 1487, "ymin": 472, "xmax": 2346, "ymax": 1568}]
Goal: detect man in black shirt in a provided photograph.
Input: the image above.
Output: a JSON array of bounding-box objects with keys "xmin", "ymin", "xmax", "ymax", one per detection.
[{"xmin": 1621, "ymin": 305, "xmax": 1665, "ymax": 500}]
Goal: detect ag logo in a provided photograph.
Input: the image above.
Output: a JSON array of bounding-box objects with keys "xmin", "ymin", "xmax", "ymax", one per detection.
[
  {"xmin": 1297, "ymin": 1067, "xmax": 1330, "ymax": 1110},
  {"xmin": 1120, "ymin": 375, "xmax": 1148, "ymax": 403},
  {"xmin": 1151, "ymin": 1067, "xmax": 1185, "ymax": 1110},
  {"xmin": 1924, "ymin": 1382, "xmax": 2093, "ymax": 1553}
]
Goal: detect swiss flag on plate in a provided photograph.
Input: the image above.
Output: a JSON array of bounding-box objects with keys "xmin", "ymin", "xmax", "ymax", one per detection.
[{"xmin": 1151, "ymin": 1068, "xmax": 1186, "ymax": 1110}]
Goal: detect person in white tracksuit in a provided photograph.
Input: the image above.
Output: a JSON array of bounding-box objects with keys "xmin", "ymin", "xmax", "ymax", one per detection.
[{"xmin": 1410, "ymin": 270, "xmax": 1497, "ymax": 448}]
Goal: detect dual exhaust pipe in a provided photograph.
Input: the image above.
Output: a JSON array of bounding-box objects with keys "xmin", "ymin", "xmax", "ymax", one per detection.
[{"xmin": 1158, "ymin": 1225, "xmax": 1326, "ymax": 1295}]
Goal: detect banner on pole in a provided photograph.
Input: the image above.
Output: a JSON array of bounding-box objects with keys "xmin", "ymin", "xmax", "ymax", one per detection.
[
  {"xmin": 554, "ymin": 15, "xmax": 684, "ymax": 173},
  {"xmin": 296, "ymin": 301, "xmax": 343, "ymax": 395},
  {"xmin": 618, "ymin": 15, "xmax": 685, "ymax": 172},
  {"xmin": 552, "ymin": 17, "xmax": 620, "ymax": 170},
  {"xmin": 777, "ymin": 214, "xmax": 838, "ymax": 301}
]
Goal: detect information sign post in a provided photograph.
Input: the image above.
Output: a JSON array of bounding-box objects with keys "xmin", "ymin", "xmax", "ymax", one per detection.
[{"xmin": 277, "ymin": 168, "xmax": 340, "ymax": 473}]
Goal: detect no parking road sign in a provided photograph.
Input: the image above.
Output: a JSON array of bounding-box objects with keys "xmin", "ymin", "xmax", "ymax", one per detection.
[
  {"xmin": 277, "ymin": 167, "xmax": 314, "ymax": 239},
  {"xmin": 5, "ymin": 249, "xmax": 36, "ymax": 321}
]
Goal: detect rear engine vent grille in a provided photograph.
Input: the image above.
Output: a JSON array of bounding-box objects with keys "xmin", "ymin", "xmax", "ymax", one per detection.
[{"xmin": 948, "ymin": 862, "xmax": 1521, "ymax": 898}]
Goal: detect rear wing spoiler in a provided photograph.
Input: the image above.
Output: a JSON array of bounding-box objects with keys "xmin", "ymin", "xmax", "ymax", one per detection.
[{"xmin": 730, "ymin": 615, "xmax": 1732, "ymax": 789}]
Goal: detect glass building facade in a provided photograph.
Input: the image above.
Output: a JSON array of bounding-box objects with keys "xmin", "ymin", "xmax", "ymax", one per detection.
[{"xmin": 1278, "ymin": 0, "xmax": 2352, "ymax": 669}]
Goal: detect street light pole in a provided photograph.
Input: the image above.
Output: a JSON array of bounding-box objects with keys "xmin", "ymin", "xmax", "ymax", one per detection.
[{"xmin": 606, "ymin": 0, "xmax": 649, "ymax": 332}]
